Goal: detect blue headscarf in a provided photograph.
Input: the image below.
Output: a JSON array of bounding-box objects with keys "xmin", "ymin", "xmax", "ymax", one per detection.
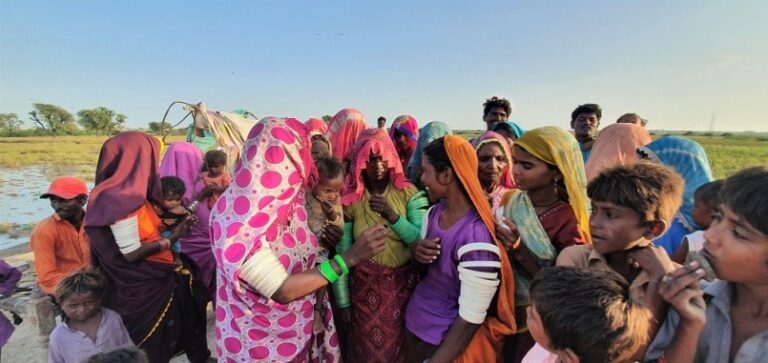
[
  {"xmin": 492, "ymin": 121, "xmax": 525, "ymax": 139},
  {"xmin": 638, "ymin": 136, "xmax": 713, "ymax": 231},
  {"xmin": 407, "ymin": 121, "xmax": 453, "ymax": 183}
]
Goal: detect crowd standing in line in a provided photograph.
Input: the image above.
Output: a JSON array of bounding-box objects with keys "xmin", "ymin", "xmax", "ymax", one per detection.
[{"xmin": 5, "ymin": 96, "xmax": 766, "ymax": 363}]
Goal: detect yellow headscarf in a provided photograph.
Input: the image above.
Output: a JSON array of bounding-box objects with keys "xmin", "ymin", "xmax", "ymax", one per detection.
[
  {"xmin": 444, "ymin": 135, "xmax": 516, "ymax": 361},
  {"xmin": 514, "ymin": 126, "xmax": 591, "ymax": 242}
]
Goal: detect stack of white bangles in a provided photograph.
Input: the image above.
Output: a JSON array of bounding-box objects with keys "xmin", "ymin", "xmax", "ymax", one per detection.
[
  {"xmin": 110, "ymin": 215, "xmax": 142, "ymax": 255},
  {"xmin": 239, "ymin": 247, "xmax": 289, "ymax": 299},
  {"xmin": 457, "ymin": 243, "xmax": 502, "ymax": 324}
]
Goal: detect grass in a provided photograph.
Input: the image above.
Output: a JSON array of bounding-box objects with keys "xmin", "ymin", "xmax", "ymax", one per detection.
[
  {"xmin": 0, "ymin": 132, "xmax": 765, "ymax": 181},
  {"xmin": 0, "ymin": 134, "xmax": 186, "ymax": 181}
]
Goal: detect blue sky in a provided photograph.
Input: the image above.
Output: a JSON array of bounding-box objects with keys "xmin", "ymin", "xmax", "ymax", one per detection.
[{"xmin": 1, "ymin": 1, "xmax": 767, "ymax": 132}]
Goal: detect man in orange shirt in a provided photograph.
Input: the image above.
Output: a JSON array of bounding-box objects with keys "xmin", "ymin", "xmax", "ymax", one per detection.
[{"xmin": 30, "ymin": 177, "xmax": 90, "ymax": 295}]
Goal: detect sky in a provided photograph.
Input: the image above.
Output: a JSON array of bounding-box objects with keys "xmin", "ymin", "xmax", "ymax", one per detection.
[{"xmin": 1, "ymin": 1, "xmax": 767, "ymax": 132}]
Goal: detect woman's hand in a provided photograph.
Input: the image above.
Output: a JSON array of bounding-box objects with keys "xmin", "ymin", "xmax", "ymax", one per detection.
[
  {"xmin": 369, "ymin": 195, "xmax": 399, "ymax": 224},
  {"xmin": 495, "ymin": 217, "xmax": 520, "ymax": 253},
  {"xmin": 320, "ymin": 224, "xmax": 343, "ymax": 249},
  {"xmin": 412, "ymin": 238, "xmax": 441, "ymax": 264},
  {"xmin": 342, "ymin": 225, "xmax": 387, "ymax": 267}
]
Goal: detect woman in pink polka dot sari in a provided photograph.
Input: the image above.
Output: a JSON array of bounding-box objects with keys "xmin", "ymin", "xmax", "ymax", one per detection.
[{"xmin": 211, "ymin": 118, "xmax": 387, "ymax": 362}]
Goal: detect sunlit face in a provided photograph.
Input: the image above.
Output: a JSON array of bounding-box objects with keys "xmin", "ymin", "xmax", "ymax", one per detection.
[
  {"xmin": 207, "ymin": 162, "xmax": 226, "ymax": 177},
  {"xmin": 49, "ymin": 195, "xmax": 85, "ymax": 221},
  {"xmin": 589, "ymin": 200, "xmax": 650, "ymax": 255},
  {"xmin": 483, "ymin": 107, "xmax": 509, "ymax": 131},
  {"xmin": 311, "ymin": 139, "xmax": 331, "ymax": 160},
  {"xmin": 60, "ymin": 292, "xmax": 100, "ymax": 323},
  {"xmin": 526, "ymin": 303, "xmax": 553, "ymax": 351},
  {"xmin": 161, "ymin": 192, "xmax": 183, "ymax": 210},
  {"xmin": 420, "ymin": 154, "xmax": 446, "ymax": 203},
  {"xmin": 512, "ymin": 146, "xmax": 558, "ymax": 192},
  {"xmin": 571, "ymin": 112, "xmax": 600, "ymax": 141},
  {"xmin": 477, "ymin": 143, "xmax": 508, "ymax": 190},
  {"xmin": 313, "ymin": 174, "xmax": 344, "ymax": 203},
  {"xmin": 702, "ymin": 205, "xmax": 768, "ymax": 284},
  {"xmin": 364, "ymin": 153, "xmax": 389, "ymax": 182}
]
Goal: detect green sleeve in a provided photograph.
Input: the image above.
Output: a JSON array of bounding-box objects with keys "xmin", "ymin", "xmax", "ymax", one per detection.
[
  {"xmin": 390, "ymin": 191, "xmax": 430, "ymax": 246},
  {"xmin": 332, "ymin": 222, "xmax": 354, "ymax": 308}
]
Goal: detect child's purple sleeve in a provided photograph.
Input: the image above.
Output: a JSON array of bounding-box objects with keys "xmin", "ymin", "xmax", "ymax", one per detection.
[{"xmin": 0, "ymin": 259, "xmax": 21, "ymax": 297}]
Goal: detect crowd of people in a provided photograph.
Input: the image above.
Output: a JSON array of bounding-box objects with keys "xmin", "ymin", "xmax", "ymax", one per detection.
[{"xmin": 2, "ymin": 96, "xmax": 766, "ymax": 363}]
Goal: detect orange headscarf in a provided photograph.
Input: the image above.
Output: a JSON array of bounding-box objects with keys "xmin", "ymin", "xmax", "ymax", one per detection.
[{"xmin": 444, "ymin": 135, "xmax": 516, "ymax": 362}]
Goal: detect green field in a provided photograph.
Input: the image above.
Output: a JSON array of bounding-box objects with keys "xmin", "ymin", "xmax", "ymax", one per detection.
[{"xmin": 0, "ymin": 132, "xmax": 766, "ymax": 180}]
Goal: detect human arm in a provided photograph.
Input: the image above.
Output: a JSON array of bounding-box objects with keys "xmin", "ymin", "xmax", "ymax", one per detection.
[
  {"xmin": 369, "ymin": 191, "xmax": 428, "ymax": 246},
  {"xmin": 115, "ymin": 216, "xmax": 190, "ymax": 263},
  {"xmin": 29, "ymin": 227, "xmax": 67, "ymax": 294},
  {"xmin": 429, "ymin": 318, "xmax": 481, "ymax": 363},
  {"xmin": 646, "ymin": 263, "xmax": 707, "ymax": 363},
  {"xmin": 495, "ymin": 217, "xmax": 542, "ymax": 278}
]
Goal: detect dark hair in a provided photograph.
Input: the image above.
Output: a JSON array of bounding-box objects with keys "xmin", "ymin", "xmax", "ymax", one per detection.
[
  {"xmin": 530, "ymin": 267, "xmax": 651, "ymax": 363},
  {"xmin": 315, "ymin": 156, "xmax": 344, "ymax": 181},
  {"xmin": 55, "ymin": 269, "xmax": 107, "ymax": 304},
  {"xmin": 86, "ymin": 347, "xmax": 149, "ymax": 363},
  {"xmin": 570, "ymin": 103, "xmax": 602, "ymax": 121},
  {"xmin": 483, "ymin": 96, "xmax": 512, "ymax": 117},
  {"xmin": 588, "ymin": 163, "xmax": 684, "ymax": 226},
  {"xmin": 694, "ymin": 180, "xmax": 724, "ymax": 210},
  {"xmin": 424, "ymin": 137, "xmax": 470, "ymax": 200},
  {"xmin": 617, "ymin": 112, "xmax": 648, "ymax": 127},
  {"xmin": 204, "ymin": 149, "xmax": 227, "ymax": 166},
  {"xmin": 720, "ymin": 166, "xmax": 768, "ymax": 235},
  {"xmin": 160, "ymin": 176, "xmax": 186, "ymax": 197},
  {"xmin": 377, "ymin": 116, "xmax": 386, "ymax": 122}
]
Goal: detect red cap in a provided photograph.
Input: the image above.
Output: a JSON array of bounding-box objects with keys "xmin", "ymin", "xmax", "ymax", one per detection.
[{"xmin": 40, "ymin": 176, "xmax": 88, "ymax": 200}]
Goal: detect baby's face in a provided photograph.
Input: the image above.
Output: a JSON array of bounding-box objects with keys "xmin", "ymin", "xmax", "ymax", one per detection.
[
  {"xmin": 207, "ymin": 163, "xmax": 226, "ymax": 177},
  {"xmin": 313, "ymin": 175, "xmax": 344, "ymax": 203},
  {"xmin": 162, "ymin": 193, "xmax": 183, "ymax": 210}
]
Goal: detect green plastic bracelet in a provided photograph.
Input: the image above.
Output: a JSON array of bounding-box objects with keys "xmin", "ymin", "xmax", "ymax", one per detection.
[
  {"xmin": 318, "ymin": 261, "xmax": 340, "ymax": 283},
  {"xmin": 334, "ymin": 254, "xmax": 350, "ymax": 275}
]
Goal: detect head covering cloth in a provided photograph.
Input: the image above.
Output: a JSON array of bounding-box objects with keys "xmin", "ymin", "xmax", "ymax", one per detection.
[
  {"xmin": 472, "ymin": 130, "xmax": 515, "ymax": 189},
  {"xmin": 514, "ymin": 126, "xmax": 591, "ymax": 242},
  {"xmin": 305, "ymin": 117, "xmax": 328, "ymax": 136},
  {"xmin": 159, "ymin": 142, "xmax": 204, "ymax": 204},
  {"xmin": 407, "ymin": 121, "xmax": 453, "ymax": 183},
  {"xmin": 327, "ymin": 108, "xmax": 367, "ymax": 162},
  {"xmin": 388, "ymin": 115, "xmax": 419, "ymax": 152},
  {"xmin": 584, "ymin": 123, "xmax": 652, "ymax": 181},
  {"xmin": 492, "ymin": 121, "xmax": 525, "ymax": 139}
]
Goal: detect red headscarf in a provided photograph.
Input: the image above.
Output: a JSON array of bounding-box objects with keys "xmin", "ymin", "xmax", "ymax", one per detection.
[
  {"xmin": 341, "ymin": 128, "xmax": 412, "ymax": 206},
  {"xmin": 305, "ymin": 117, "xmax": 328, "ymax": 136},
  {"xmin": 327, "ymin": 108, "xmax": 367, "ymax": 162}
]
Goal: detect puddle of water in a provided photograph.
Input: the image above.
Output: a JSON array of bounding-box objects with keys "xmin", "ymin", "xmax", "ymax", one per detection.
[{"xmin": 0, "ymin": 166, "xmax": 94, "ymax": 250}]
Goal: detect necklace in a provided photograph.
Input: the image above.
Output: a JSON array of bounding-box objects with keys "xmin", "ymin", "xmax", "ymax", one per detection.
[{"xmin": 532, "ymin": 198, "xmax": 560, "ymax": 209}]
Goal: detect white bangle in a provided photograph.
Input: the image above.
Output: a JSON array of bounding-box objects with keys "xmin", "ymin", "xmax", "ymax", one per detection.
[
  {"xmin": 110, "ymin": 215, "xmax": 141, "ymax": 255},
  {"xmin": 457, "ymin": 243, "xmax": 501, "ymax": 324},
  {"xmin": 239, "ymin": 247, "xmax": 289, "ymax": 299}
]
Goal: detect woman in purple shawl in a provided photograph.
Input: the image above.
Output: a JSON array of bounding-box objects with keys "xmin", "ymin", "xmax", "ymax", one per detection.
[
  {"xmin": 85, "ymin": 132, "xmax": 211, "ymax": 363},
  {"xmin": 159, "ymin": 142, "xmax": 216, "ymax": 302}
]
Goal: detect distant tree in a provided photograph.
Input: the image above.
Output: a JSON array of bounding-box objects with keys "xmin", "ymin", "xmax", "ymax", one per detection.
[
  {"xmin": 0, "ymin": 113, "xmax": 23, "ymax": 134},
  {"xmin": 28, "ymin": 103, "xmax": 77, "ymax": 135},
  {"xmin": 77, "ymin": 107, "xmax": 126, "ymax": 135},
  {"xmin": 322, "ymin": 115, "xmax": 332, "ymax": 123},
  {"xmin": 147, "ymin": 121, "xmax": 172, "ymax": 135}
]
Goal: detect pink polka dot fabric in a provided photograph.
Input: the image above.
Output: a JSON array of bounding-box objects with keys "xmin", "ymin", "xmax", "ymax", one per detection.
[{"xmin": 211, "ymin": 118, "xmax": 340, "ymax": 362}]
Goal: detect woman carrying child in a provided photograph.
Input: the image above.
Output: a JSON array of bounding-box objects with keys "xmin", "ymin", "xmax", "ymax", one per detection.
[
  {"xmin": 406, "ymin": 135, "xmax": 516, "ymax": 362},
  {"xmin": 211, "ymin": 118, "xmax": 388, "ymax": 362},
  {"xmin": 473, "ymin": 130, "xmax": 515, "ymax": 210},
  {"xmin": 495, "ymin": 126, "xmax": 590, "ymax": 362},
  {"xmin": 334, "ymin": 128, "xmax": 429, "ymax": 362},
  {"xmin": 159, "ymin": 141, "xmax": 217, "ymax": 302},
  {"xmin": 638, "ymin": 136, "xmax": 714, "ymax": 256},
  {"xmin": 85, "ymin": 132, "xmax": 211, "ymax": 362}
]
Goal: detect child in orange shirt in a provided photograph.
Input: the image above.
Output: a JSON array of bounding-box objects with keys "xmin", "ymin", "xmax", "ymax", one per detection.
[{"xmin": 199, "ymin": 150, "xmax": 231, "ymax": 209}]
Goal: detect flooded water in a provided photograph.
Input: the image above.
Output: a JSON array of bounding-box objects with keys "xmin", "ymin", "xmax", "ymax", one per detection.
[{"xmin": 0, "ymin": 165, "xmax": 93, "ymax": 250}]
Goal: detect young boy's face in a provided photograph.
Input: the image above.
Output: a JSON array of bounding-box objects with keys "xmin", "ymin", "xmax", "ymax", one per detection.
[
  {"xmin": 692, "ymin": 196, "xmax": 715, "ymax": 229},
  {"xmin": 589, "ymin": 200, "xmax": 650, "ymax": 254},
  {"xmin": 526, "ymin": 303, "xmax": 553, "ymax": 351},
  {"xmin": 703, "ymin": 204, "xmax": 768, "ymax": 283},
  {"xmin": 162, "ymin": 193, "xmax": 183, "ymax": 210},
  {"xmin": 313, "ymin": 175, "xmax": 344, "ymax": 203},
  {"xmin": 60, "ymin": 292, "xmax": 100, "ymax": 322},
  {"xmin": 207, "ymin": 162, "xmax": 226, "ymax": 177}
]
